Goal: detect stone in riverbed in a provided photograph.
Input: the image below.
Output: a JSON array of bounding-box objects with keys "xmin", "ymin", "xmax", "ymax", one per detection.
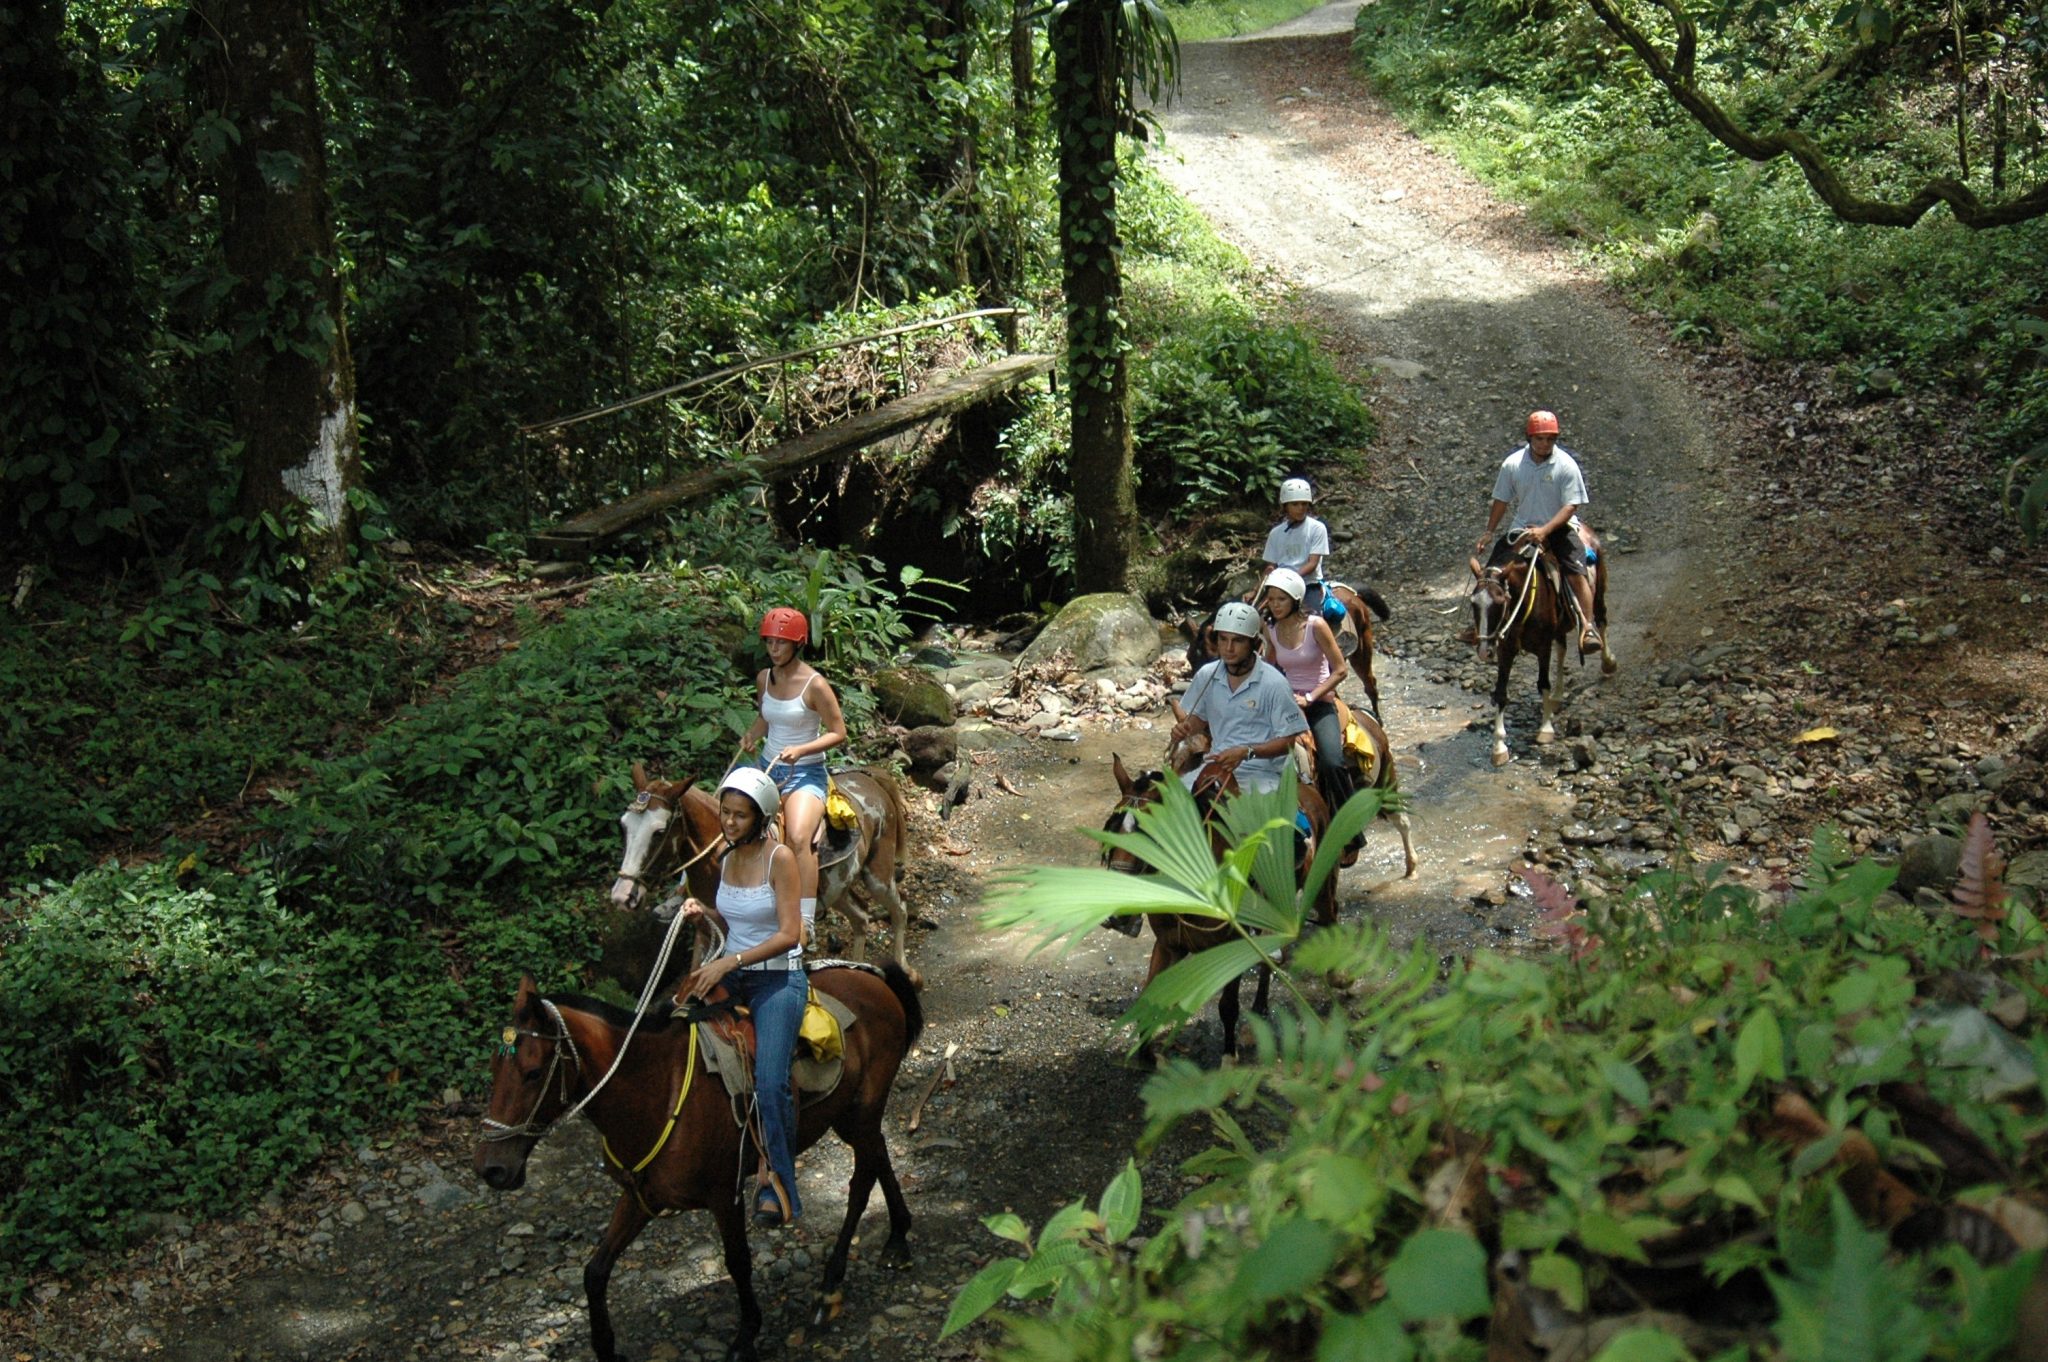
[{"xmin": 1017, "ymin": 593, "xmax": 1160, "ymax": 673}]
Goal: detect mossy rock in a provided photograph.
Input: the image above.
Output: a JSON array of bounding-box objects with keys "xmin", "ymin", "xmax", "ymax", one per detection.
[
  {"xmin": 871, "ymin": 665, "xmax": 957, "ymax": 728},
  {"xmin": 1017, "ymin": 592, "xmax": 1160, "ymax": 673}
]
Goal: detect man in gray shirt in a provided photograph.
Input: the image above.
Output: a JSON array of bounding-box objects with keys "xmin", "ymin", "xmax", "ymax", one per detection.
[
  {"xmin": 1470, "ymin": 409, "xmax": 1601, "ymax": 652},
  {"xmin": 1171, "ymin": 602, "xmax": 1308, "ymax": 795}
]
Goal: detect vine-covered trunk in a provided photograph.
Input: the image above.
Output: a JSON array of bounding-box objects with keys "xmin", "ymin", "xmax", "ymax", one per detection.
[
  {"xmin": 1051, "ymin": 0, "xmax": 1136, "ymax": 592},
  {"xmin": 204, "ymin": 0, "xmax": 360, "ymax": 578}
]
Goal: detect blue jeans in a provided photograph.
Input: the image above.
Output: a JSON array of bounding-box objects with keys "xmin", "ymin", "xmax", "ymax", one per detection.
[{"xmin": 724, "ymin": 966, "xmax": 807, "ymax": 1221}]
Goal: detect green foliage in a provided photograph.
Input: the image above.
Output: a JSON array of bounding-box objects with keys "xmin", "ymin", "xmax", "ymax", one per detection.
[
  {"xmin": 0, "ymin": 862, "xmax": 488, "ymax": 1287},
  {"xmin": 971, "ymin": 788, "xmax": 2048, "ymax": 1357},
  {"xmin": 1158, "ymin": 0, "xmax": 1333, "ymax": 42},
  {"xmin": 1351, "ymin": 0, "xmax": 2048, "ymax": 502},
  {"xmin": 0, "ymin": 566, "xmax": 442, "ymax": 886}
]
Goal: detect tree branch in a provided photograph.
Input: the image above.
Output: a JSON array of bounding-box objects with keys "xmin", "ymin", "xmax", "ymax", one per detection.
[{"xmin": 1581, "ymin": 0, "xmax": 2048, "ymax": 228}]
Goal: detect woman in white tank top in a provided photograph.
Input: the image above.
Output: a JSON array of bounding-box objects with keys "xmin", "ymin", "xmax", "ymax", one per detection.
[
  {"xmin": 676, "ymin": 766, "xmax": 807, "ymax": 1226},
  {"xmin": 740, "ymin": 608, "xmax": 847, "ymax": 936}
]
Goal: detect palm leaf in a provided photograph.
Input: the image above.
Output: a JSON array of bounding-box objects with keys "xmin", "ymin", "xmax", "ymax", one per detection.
[
  {"xmin": 1119, "ymin": 937, "xmax": 1273, "ymax": 1040},
  {"xmin": 983, "ymin": 865, "xmax": 1219, "ymax": 954}
]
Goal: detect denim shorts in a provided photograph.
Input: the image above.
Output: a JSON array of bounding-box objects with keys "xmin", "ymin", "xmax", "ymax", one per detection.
[{"xmin": 765, "ymin": 760, "xmax": 829, "ymax": 802}]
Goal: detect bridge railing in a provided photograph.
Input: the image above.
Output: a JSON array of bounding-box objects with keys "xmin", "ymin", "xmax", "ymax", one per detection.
[{"xmin": 513, "ymin": 306, "xmax": 1024, "ymax": 528}]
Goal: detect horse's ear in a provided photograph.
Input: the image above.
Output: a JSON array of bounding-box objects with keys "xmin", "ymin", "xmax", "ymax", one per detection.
[
  {"xmin": 1112, "ymin": 752, "xmax": 1136, "ymax": 796},
  {"xmin": 631, "ymin": 762, "xmax": 649, "ymax": 791},
  {"xmin": 1168, "ymin": 697, "xmax": 1186, "ymax": 722},
  {"xmin": 515, "ymin": 973, "xmax": 538, "ymax": 1006}
]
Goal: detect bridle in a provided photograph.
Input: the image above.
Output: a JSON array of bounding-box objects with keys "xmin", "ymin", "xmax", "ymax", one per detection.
[
  {"xmin": 1478, "ymin": 542, "xmax": 1543, "ymax": 650},
  {"xmin": 478, "ymin": 1000, "xmax": 585, "ymax": 1143},
  {"xmin": 616, "ymin": 787, "xmax": 725, "ymax": 901}
]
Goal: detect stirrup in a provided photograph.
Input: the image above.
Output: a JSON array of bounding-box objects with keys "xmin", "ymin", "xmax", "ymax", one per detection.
[{"xmin": 1578, "ymin": 626, "xmax": 1603, "ymax": 654}]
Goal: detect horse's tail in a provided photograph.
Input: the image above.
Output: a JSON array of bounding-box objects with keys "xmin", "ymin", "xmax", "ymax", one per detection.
[
  {"xmin": 881, "ymin": 961, "xmax": 925, "ymax": 1046},
  {"xmin": 1355, "ymin": 585, "xmax": 1392, "ymax": 621}
]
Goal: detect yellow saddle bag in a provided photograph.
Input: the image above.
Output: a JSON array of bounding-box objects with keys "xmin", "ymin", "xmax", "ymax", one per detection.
[
  {"xmin": 823, "ymin": 776, "xmax": 859, "ymax": 832},
  {"xmin": 800, "ymin": 987, "xmax": 844, "ymax": 1062}
]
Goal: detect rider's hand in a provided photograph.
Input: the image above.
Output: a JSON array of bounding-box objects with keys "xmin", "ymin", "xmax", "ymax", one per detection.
[
  {"xmin": 775, "ymin": 746, "xmax": 804, "ymax": 767},
  {"xmin": 679, "ymin": 897, "xmax": 706, "ymax": 919},
  {"xmin": 1296, "ymin": 694, "xmax": 1311, "ymax": 710},
  {"xmin": 1216, "ymin": 745, "xmax": 1247, "ymax": 769},
  {"xmin": 1473, "ymin": 532, "xmax": 1491, "ymax": 553},
  {"xmin": 682, "ymin": 953, "xmax": 737, "ymax": 1003}
]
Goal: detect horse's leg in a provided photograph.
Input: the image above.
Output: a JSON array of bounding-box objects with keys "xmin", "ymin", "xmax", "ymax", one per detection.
[
  {"xmin": 1354, "ymin": 633, "xmax": 1381, "ymax": 718},
  {"xmin": 821, "ymin": 861, "xmax": 871, "ymax": 961},
  {"xmin": 1394, "ymin": 805, "xmax": 1418, "ymax": 878},
  {"xmin": 1535, "ymin": 636, "xmax": 1559, "ymax": 746},
  {"xmin": 584, "ymin": 1193, "xmax": 651, "ymax": 1362},
  {"xmin": 1596, "ymin": 562, "xmax": 1618, "ymax": 676},
  {"xmin": 1491, "ymin": 649, "xmax": 1515, "ymax": 767},
  {"xmin": 859, "ymin": 866, "xmax": 919, "ymax": 989},
  {"xmin": 714, "ymin": 1195, "xmax": 764, "ymax": 1362},
  {"xmin": 816, "ymin": 1111, "xmax": 914, "ymax": 1325},
  {"xmin": 1139, "ymin": 930, "xmax": 1173, "ymax": 1068}
]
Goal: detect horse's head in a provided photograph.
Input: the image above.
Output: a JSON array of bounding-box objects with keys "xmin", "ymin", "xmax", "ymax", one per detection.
[
  {"xmin": 609, "ymin": 762, "xmax": 701, "ymax": 911},
  {"xmin": 1103, "ymin": 753, "xmax": 1167, "ymax": 874},
  {"xmin": 474, "ymin": 974, "xmax": 584, "ymax": 1191},
  {"xmin": 1469, "ymin": 561, "xmax": 1521, "ymax": 664}
]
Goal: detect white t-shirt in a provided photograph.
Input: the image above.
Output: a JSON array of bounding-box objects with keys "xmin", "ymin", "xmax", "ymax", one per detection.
[
  {"xmin": 1490, "ymin": 445, "xmax": 1589, "ymax": 531},
  {"xmin": 1262, "ymin": 516, "xmax": 1330, "ymax": 582},
  {"xmin": 1181, "ymin": 659, "xmax": 1309, "ymax": 792}
]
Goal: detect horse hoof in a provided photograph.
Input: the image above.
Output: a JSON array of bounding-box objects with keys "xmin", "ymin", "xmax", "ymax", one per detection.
[
  {"xmin": 1602, "ymin": 656, "xmax": 1618, "ymax": 676},
  {"xmin": 1491, "ymin": 750, "xmax": 1511, "ymax": 768},
  {"xmin": 882, "ymin": 1241, "xmax": 913, "ymax": 1270},
  {"xmin": 1535, "ymin": 730, "xmax": 1556, "ymax": 746},
  {"xmin": 812, "ymin": 1292, "xmax": 845, "ymax": 1325},
  {"xmin": 906, "ymin": 968, "xmax": 924, "ymax": 991}
]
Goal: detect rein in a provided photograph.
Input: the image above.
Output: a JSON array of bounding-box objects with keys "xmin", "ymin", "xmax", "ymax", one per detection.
[{"xmin": 1485, "ymin": 545, "xmax": 1543, "ymax": 648}]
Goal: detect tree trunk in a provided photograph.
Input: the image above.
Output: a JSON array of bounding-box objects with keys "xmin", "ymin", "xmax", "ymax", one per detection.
[
  {"xmin": 204, "ymin": 0, "xmax": 360, "ymax": 578},
  {"xmin": 1051, "ymin": 0, "xmax": 1136, "ymax": 592}
]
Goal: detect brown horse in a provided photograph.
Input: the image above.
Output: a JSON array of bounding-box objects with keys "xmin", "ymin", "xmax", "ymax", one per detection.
[
  {"xmin": 813, "ymin": 768, "xmax": 918, "ymax": 987},
  {"xmin": 1469, "ymin": 540, "xmax": 1616, "ymax": 766},
  {"xmin": 1104, "ymin": 755, "xmax": 1268, "ymax": 1063},
  {"xmin": 474, "ymin": 964, "xmax": 922, "ymax": 1362},
  {"xmin": 609, "ymin": 764, "xmax": 919, "ymax": 985},
  {"xmin": 1185, "ymin": 580, "xmax": 1393, "ymax": 715}
]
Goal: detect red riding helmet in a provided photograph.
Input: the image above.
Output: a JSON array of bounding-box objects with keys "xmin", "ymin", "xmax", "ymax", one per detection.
[
  {"xmin": 758, "ymin": 607, "xmax": 809, "ymax": 644},
  {"xmin": 1526, "ymin": 410, "xmax": 1560, "ymax": 436}
]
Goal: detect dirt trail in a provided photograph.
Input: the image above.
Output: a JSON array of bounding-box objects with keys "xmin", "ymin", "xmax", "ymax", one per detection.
[{"xmin": 8, "ymin": 11, "xmax": 1735, "ymax": 1362}]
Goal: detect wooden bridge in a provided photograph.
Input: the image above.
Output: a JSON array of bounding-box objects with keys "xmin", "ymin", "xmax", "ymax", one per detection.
[{"xmin": 522, "ymin": 310, "xmax": 1053, "ymax": 561}]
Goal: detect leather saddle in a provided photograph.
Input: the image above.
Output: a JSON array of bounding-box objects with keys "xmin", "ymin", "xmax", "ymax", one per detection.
[{"xmin": 681, "ymin": 986, "xmax": 856, "ymax": 1098}]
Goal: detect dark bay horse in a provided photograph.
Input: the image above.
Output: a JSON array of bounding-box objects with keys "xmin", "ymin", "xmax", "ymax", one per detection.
[
  {"xmin": 1294, "ymin": 701, "xmax": 1417, "ymax": 879},
  {"xmin": 609, "ymin": 763, "xmax": 919, "ymax": 984},
  {"xmin": 474, "ymin": 964, "xmax": 922, "ymax": 1362},
  {"xmin": 1469, "ymin": 541, "xmax": 1616, "ymax": 766},
  {"xmin": 1185, "ymin": 581, "xmax": 1393, "ymax": 715},
  {"xmin": 1103, "ymin": 754, "xmax": 1334, "ymax": 1062}
]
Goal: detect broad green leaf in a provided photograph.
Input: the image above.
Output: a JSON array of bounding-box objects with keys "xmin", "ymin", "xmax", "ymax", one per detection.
[
  {"xmin": 1120, "ymin": 937, "xmax": 1272, "ymax": 1042},
  {"xmin": 1007, "ymin": 1236, "xmax": 1094, "ymax": 1295},
  {"xmin": 939, "ymin": 1256, "xmax": 1020, "ymax": 1338},
  {"xmin": 1317, "ymin": 1306, "xmax": 1413, "ymax": 1362},
  {"xmin": 1529, "ymin": 1251, "xmax": 1586, "ymax": 1312},
  {"xmin": 1099, "ymin": 1160, "xmax": 1142, "ymax": 1245},
  {"xmin": 1383, "ymin": 1228, "xmax": 1490, "ymax": 1321},
  {"xmin": 1577, "ymin": 1209, "xmax": 1652, "ymax": 1265},
  {"xmin": 1602, "ymin": 1058, "xmax": 1651, "ymax": 1110},
  {"xmin": 982, "ymin": 1212, "xmax": 1032, "ymax": 1246},
  {"xmin": 1233, "ymin": 1215, "xmax": 1338, "ymax": 1306},
  {"xmin": 1734, "ymin": 1007, "xmax": 1785, "ymax": 1095},
  {"xmin": 1712, "ymin": 1174, "xmax": 1765, "ymax": 1214},
  {"xmin": 1302, "ymin": 1155, "xmax": 1381, "ymax": 1225},
  {"xmin": 1586, "ymin": 1327, "xmax": 1696, "ymax": 1362}
]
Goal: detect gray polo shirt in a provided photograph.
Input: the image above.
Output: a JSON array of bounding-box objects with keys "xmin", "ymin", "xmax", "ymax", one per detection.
[
  {"xmin": 1182, "ymin": 659, "xmax": 1308, "ymax": 792},
  {"xmin": 1490, "ymin": 445, "xmax": 1589, "ymax": 530}
]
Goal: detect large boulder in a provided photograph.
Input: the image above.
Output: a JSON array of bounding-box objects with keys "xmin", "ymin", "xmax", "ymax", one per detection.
[
  {"xmin": 871, "ymin": 665, "xmax": 957, "ymax": 728},
  {"xmin": 901, "ymin": 724, "xmax": 958, "ymax": 772},
  {"xmin": 1017, "ymin": 593, "xmax": 1160, "ymax": 674}
]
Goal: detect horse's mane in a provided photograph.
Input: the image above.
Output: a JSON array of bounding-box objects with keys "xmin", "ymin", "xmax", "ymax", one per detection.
[{"xmin": 544, "ymin": 991, "xmax": 680, "ymax": 1034}]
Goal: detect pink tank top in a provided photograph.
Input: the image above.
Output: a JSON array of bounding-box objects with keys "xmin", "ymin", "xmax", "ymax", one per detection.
[{"xmin": 1266, "ymin": 621, "xmax": 1328, "ymax": 697}]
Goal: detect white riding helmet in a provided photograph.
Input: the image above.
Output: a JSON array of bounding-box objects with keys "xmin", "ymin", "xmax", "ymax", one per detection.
[
  {"xmin": 1260, "ymin": 568, "xmax": 1305, "ymax": 603},
  {"xmin": 717, "ymin": 767, "xmax": 782, "ymax": 822},
  {"xmin": 1212, "ymin": 601, "xmax": 1263, "ymax": 639},
  {"xmin": 1278, "ymin": 477, "xmax": 1314, "ymax": 505}
]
